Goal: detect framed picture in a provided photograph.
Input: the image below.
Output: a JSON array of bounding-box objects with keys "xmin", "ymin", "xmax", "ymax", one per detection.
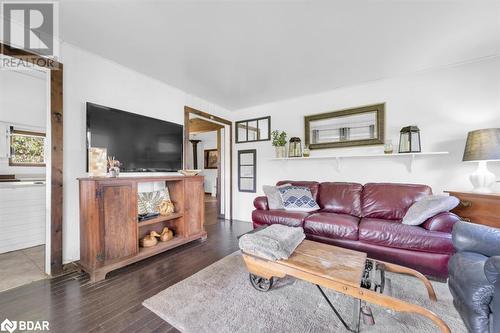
[
  {"xmin": 88, "ymin": 147, "xmax": 107, "ymax": 177},
  {"xmin": 305, "ymin": 103, "xmax": 385, "ymax": 150},
  {"xmin": 204, "ymin": 149, "xmax": 218, "ymax": 169}
]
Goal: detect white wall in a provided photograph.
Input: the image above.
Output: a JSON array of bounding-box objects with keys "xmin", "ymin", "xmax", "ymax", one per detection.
[
  {"xmin": 60, "ymin": 43, "xmax": 232, "ymax": 263},
  {"xmin": 232, "ymin": 57, "xmax": 500, "ymax": 222},
  {"xmin": 0, "ymin": 70, "xmax": 47, "ymax": 175},
  {"xmin": 190, "ymin": 131, "xmax": 218, "ymax": 194}
]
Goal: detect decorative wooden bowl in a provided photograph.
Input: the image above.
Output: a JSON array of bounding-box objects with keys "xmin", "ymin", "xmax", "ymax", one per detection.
[{"xmin": 178, "ymin": 169, "xmax": 201, "ymax": 176}]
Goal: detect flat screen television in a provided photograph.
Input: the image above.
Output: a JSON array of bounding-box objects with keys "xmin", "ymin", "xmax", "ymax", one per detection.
[{"xmin": 86, "ymin": 102, "xmax": 183, "ymax": 172}]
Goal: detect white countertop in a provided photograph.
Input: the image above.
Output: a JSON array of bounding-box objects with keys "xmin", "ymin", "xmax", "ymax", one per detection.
[{"xmin": 0, "ymin": 180, "xmax": 46, "ymax": 189}]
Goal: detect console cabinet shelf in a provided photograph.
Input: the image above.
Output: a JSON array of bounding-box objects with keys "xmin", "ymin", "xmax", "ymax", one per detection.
[{"xmin": 78, "ymin": 175, "xmax": 206, "ymax": 282}]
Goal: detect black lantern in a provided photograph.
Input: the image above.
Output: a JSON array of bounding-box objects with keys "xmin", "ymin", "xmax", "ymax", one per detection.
[
  {"xmin": 288, "ymin": 137, "xmax": 302, "ymax": 157},
  {"xmin": 398, "ymin": 126, "xmax": 421, "ymax": 153}
]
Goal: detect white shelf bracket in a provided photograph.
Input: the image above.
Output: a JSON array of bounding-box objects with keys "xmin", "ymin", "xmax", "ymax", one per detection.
[
  {"xmin": 335, "ymin": 157, "xmax": 341, "ymax": 172},
  {"xmin": 408, "ymin": 154, "xmax": 416, "ymax": 172}
]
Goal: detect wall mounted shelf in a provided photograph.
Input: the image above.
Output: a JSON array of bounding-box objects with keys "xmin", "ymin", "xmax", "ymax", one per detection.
[{"xmin": 269, "ymin": 151, "xmax": 449, "ymax": 172}]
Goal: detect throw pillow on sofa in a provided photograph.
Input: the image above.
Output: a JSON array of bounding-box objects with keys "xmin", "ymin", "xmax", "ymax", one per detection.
[
  {"xmin": 263, "ymin": 183, "xmax": 291, "ymax": 209},
  {"xmin": 278, "ymin": 185, "xmax": 320, "ymax": 212},
  {"xmin": 402, "ymin": 195, "xmax": 460, "ymax": 226}
]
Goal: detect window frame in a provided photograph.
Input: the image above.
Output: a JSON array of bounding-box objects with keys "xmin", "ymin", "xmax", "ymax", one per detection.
[
  {"xmin": 238, "ymin": 149, "xmax": 256, "ymax": 193},
  {"xmin": 9, "ymin": 129, "xmax": 47, "ymax": 167},
  {"xmin": 235, "ymin": 116, "xmax": 271, "ymax": 143}
]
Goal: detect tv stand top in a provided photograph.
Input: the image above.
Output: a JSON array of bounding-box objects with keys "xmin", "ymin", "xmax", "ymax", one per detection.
[{"xmin": 78, "ymin": 175, "xmax": 203, "ymax": 182}]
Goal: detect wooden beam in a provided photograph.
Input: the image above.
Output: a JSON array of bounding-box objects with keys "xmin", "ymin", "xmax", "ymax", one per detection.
[
  {"xmin": 185, "ymin": 106, "xmax": 231, "ymax": 125},
  {"xmin": 189, "ymin": 118, "xmax": 223, "ymax": 134}
]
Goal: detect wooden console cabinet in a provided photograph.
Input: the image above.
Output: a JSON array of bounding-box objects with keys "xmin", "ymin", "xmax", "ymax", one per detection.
[
  {"xmin": 446, "ymin": 190, "xmax": 500, "ymax": 228},
  {"xmin": 78, "ymin": 175, "xmax": 206, "ymax": 282}
]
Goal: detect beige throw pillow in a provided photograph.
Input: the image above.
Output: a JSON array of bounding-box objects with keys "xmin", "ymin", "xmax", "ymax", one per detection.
[{"xmin": 263, "ymin": 184, "xmax": 291, "ymax": 210}]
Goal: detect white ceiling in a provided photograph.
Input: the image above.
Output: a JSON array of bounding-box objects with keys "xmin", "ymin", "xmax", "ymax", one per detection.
[{"xmin": 59, "ymin": 0, "xmax": 500, "ymax": 110}]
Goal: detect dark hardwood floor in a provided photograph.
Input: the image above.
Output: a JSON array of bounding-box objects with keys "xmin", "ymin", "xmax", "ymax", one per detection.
[{"xmin": 0, "ymin": 218, "xmax": 252, "ymax": 333}]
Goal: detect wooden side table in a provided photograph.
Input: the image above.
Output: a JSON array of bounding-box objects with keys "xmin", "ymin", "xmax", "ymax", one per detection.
[{"xmin": 445, "ymin": 191, "xmax": 500, "ymax": 228}]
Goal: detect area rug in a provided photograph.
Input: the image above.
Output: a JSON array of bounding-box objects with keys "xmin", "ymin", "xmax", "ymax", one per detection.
[{"xmin": 143, "ymin": 252, "xmax": 466, "ymax": 333}]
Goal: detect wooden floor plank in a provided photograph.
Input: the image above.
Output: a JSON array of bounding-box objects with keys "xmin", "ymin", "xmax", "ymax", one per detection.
[{"xmin": 0, "ymin": 209, "xmax": 251, "ymax": 333}]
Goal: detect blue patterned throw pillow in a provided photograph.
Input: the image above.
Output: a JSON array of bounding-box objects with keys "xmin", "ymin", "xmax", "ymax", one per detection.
[{"xmin": 278, "ymin": 186, "xmax": 320, "ymax": 212}]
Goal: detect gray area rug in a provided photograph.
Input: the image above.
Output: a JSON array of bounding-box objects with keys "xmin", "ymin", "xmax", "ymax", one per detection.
[{"xmin": 143, "ymin": 252, "xmax": 466, "ymax": 333}]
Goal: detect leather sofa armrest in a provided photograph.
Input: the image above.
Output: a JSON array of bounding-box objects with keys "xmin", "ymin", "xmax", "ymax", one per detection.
[
  {"xmin": 452, "ymin": 221, "xmax": 500, "ymax": 257},
  {"xmin": 422, "ymin": 212, "xmax": 460, "ymax": 233},
  {"xmin": 485, "ymin": 256, "xmax": 500, "ymax": 284},
  {"xmin": 254, "ymin": 196, "xmax": 269, "ymax": 210}
]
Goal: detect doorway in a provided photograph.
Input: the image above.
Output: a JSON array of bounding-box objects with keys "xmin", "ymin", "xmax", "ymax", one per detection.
[
  {"xmin": 0, "ymin": 43, "xmax": 64, "ymax": 280},
  {"xmin": 184, "ymin": 107, "xmax": 233, "ymax": 222},
  {"xmin": 0, "ymin": 67, "xmax": 48, "ymax": 291}
]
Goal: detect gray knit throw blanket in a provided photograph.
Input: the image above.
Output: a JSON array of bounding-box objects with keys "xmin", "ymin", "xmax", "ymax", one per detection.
[{"xmin": 239, "ymin": 224, "xmax": 305, "ymax": 261}]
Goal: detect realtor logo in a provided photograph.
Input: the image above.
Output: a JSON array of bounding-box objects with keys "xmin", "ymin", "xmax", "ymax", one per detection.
[
  {"xmin": 1, "ymin": 1, "xmax": 56, "ymax": 55},
  {"xmin": 0, "ymin": 318, "xmax": 49, "ymax": 332},
  {"xmin": 0, "ymin": 319, "xmax": 17, "ymax": 333}
]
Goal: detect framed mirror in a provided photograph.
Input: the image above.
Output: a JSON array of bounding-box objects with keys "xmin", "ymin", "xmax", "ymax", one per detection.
[
  {"xmin": 304, "ymin": 103, "xmax": 385, "ymax": 149},
  {"xmin": 238, "ymin": 149, "xmax": 256, "ymax": 192},
  {"xmin": 235, "ymin": 116, "xmax": 271, "ymax": 143}
]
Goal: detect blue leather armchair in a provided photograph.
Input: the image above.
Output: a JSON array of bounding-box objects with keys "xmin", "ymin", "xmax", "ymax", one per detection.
[{"xmin": 448, "ymin": 221, "xmax": 500, "ymax": 332}]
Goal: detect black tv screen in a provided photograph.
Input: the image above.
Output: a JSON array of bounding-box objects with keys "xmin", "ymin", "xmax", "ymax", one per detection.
[{"xmin": 86, "ymin": 102, "xmax": 183, "ymax": 172}]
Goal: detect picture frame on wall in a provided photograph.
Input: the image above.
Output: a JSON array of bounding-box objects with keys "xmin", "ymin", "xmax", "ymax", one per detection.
[{"xmin": 204, "ymin": 149, "xmax": 218, "ymax": 169}]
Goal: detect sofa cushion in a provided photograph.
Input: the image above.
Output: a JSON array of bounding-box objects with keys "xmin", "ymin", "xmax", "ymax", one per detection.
[
  {"xmin": 263, "ymin": 183, "xmax": 291, "ymax": 209},
  {"xmin": 252, "ymin": 209, "xmax": 311, "ymax": 227},
  {"xmin": 358, "ymin": 218, "xmax": 454, "ymax": 254},
  {"xmin": 318, "ymin": 182, "xmax": 363, "ymax": 217},
  {"xmin": 448, "ymin": 252, "xmax": 494, "ymax": 333},
  {"xmin": 278, "ymin": 185, "xmax": 321, "ymax": 212},
  {"xmin": 276, "ymin": 181, "xmax": 320, "ymax": 201},
  {"xmin": 304, "ymin": 212, "xmax": 360, "ymax": 240},
  {"xmin": 361, "ymin": 183, "xmax": 432, "ymax": 220},
  {"xmin": 402, "ymin": 195, "xmax": 460, "ymax": 226}
]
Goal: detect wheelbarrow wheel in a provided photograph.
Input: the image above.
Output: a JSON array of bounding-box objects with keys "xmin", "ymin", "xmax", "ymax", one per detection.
[{"xmin": 249, "ymin": 273, "xmax": 274, "ymax": 292}]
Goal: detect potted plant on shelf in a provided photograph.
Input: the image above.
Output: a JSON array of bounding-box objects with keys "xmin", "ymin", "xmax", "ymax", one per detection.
[{"xmin": 272, "ymin": 130, "xmax": 287, "ymax": 158}]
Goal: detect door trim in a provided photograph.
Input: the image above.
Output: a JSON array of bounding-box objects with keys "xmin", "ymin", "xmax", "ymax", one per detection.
[
  {"xmin": 0, "ymin": 43, "xmax": 64, "ymax": 275},
  {"xmin": 184, "ymin": 106, "xmax": 233, "ymax": 221}
]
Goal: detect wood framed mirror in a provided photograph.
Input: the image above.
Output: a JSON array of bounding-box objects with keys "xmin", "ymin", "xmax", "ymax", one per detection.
[{"xmin": 305, "ymin": 103, "xmax": 385, "ymax": 150}]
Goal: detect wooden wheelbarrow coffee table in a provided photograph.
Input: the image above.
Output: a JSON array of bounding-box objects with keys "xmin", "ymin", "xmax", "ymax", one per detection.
[{"xmin": 241, "ymin": 240, "xmax": 450, "ymax": 333}]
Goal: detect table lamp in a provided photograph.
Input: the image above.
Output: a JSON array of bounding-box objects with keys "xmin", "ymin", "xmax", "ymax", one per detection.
[{"xmin": 462, "ymin": 128, "xmax": 500, "ymax": 193}]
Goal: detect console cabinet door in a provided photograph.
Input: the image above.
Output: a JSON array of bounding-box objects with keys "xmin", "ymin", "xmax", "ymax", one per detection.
[
  {"xmin": 184, "ymin": 177, "xmax": 204, "ymax": 237},
  {"xmin": 97, "ymin": 181, "xmax": 138, "ymax": 263}
]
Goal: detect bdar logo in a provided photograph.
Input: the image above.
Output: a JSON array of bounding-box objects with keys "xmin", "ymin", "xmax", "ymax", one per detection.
[{"xmin": 0, "ymin": 319, "xmax": 17, "ymax": 333}]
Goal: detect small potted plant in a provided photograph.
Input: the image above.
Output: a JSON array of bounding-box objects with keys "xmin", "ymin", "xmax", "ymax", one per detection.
[
  {"xmin": 272, "ymin": 130, "xmax": 287, "ymax": 158},
  {"xmin": 107, "ymin": 157, "xmax": 121, "ymax": 177}
]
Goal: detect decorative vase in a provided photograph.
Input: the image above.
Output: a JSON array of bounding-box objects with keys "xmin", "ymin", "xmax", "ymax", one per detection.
[
  {"xmin": 275, "ymin": 146, "xmax": 286, "ymax": 158},
  {"xmin": 303, "ymin": 146, "xmax": 310, "ymax": 157},
  {"xmin": 384, "ymin": 140, "xmax": 394, "ymax": 154}
]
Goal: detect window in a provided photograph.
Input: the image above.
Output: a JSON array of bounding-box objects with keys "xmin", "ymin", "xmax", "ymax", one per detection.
[
  {"xmin": 9, "ymin": 129, "xmax": 46, "ymax": 166},
  {"xmin": 235, "ymin": 116, "xmax": 271, "ymax": 143},
  {"xmin": 238, "ymin": 149, "xmax": 256, "ymax": 192}
]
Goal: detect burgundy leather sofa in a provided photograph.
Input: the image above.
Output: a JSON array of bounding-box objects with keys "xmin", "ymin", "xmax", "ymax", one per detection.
[{"xmin": 253, "ymin": 181, "xmax": 461, "ymax": 278}]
